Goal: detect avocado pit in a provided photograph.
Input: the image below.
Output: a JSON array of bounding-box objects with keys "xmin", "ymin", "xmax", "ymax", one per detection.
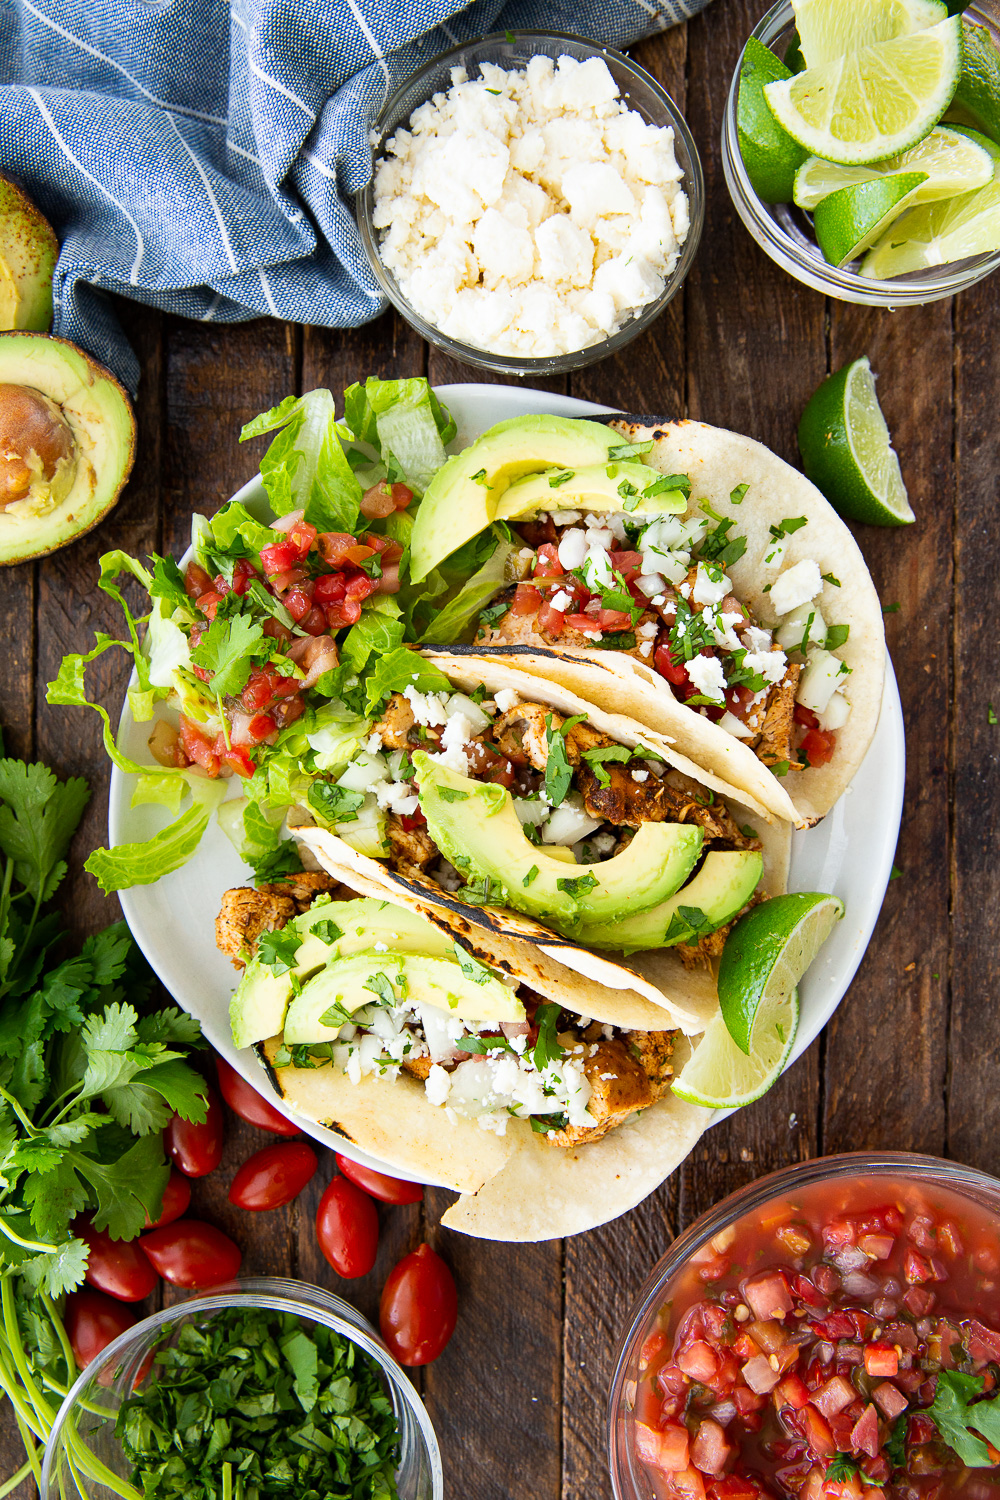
[{"xmin": 0, "ymin": 382, "xmax": 78, "ymax": 509}]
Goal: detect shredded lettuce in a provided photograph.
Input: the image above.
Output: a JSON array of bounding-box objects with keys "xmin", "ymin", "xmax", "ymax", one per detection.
[
  {"xmin": 340, "ymin": 597, "xmax": 405, "ymax": 678},
  {"xmin": 210, "ymin": 501, "xmax": 276, "ymax": 557},
  {"xmin": 85, "ymin": 779, "xmax": 227, "ymax": 894},
  {"xmin": 343, "ymin": 378, "xmax": 455, "ymax": 492},
  {"xmin": 145, "ymin": 604, "xmax": 192, "ymax": 689},
  {"xmin": 241, "ymin": 390, "xmax": 362, "ymax": 534},
  {"xmin": 306, "ymin": 703, "xmax": 370, "ymax": 773}
]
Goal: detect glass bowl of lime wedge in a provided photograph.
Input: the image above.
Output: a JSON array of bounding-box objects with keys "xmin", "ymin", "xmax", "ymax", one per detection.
[{"xmin": 722, "ymin": 0, "xmax": 1000, "ymax": 304}]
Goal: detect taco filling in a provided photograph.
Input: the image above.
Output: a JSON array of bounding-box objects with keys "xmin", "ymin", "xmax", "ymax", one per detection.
[
  {"xmin": 474, "ymin": 499, "xmax": 852, "ymax": 775},
  {"xmin": 299, "ymin": 671, "xmax": 765, "ymax": 964},
  {"xmin": 219, "ymin": 885, "xmax": 677, "ymax": 1146}
]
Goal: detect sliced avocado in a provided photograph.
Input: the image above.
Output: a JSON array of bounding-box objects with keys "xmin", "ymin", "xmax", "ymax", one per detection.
[
  {"xmin": 0, "ymin": 333, "xmax": 135, "ymax": 566},
  {"xmin": 283, "ymin": 950, "xmax": 524, "ymax": 1044},
  {"xmin": 230, "ymin": 897, "xmax": 456, "ymax": 1049},
  {"xmin": 578, "ymin": 851, "xmax": 765, "ymax": 953},
  {"xmin": 0, "ymin": 176, "xmax": 57, "ymax": 333},
  {"xmin": 495, "ymin": 461, "xmax": 687, "ymax": 522},
  {"xmin": 410, "ymin": 414, "xmax": 620, "ymax": 583},
  {"xmin": 413, "ymin": 750, "xmax": 705, "ymax": 933}
]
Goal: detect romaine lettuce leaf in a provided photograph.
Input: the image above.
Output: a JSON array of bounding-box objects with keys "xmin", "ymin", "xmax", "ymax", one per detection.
[
  {"xmin": 343, "ymin": 378, "xmax": 456, "ymax": 492},
  {"xmin": 417, "ymin": 537, "xmax": 515, "ymax": 644},
  {"xmin": 84, "ymin": 779, "xmax": 227, "ymax": 894},
  {"xmin": 241, "ymin": 390, "xmax": 362, "ymax": 534},
  {"xmin": 341, "ymin": 597, "xmax": 405, "ymax": 677},
  {"xmin": 210, "ymin": 501, "xmax": 276, "ymax": 557}
]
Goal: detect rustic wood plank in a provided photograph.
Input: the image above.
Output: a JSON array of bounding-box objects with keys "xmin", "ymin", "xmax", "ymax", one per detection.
[
  {"xmin": 302, "ymin": 309, "xmax": 424, "ymax": 391},
  {"xmin": 947, "ymin": 280, "xmax": 1000, "ymax": 1172},
  {"xmin": 821, "ymin": 303, "xmax": 952, "ymax": 1155},
  {"xmin": 422, "ymin": 1205, "xmax": 563, "ymax": 1500},
  {"xmin": 0, "ymin": 563, "xmax": 34, "ymax": 763},
  {"xmin": 32, "ymin": 302, "xmax": 164, "ymax": 943}
]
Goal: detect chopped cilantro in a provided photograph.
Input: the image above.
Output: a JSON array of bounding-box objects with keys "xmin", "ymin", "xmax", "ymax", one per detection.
[
  {"xmin": 556, "ymin": 872, "xmax": 599, "ymax": 899},
  {"xmin": 607, "ymin": 440, "xmax": 654, "ymax": 461},
  {"xmin": 485, "ymin": 87, "xmax": 501, "ymax": 94},
  {"xmin": 529, "ymin": 1112, "xmax": 569, "ymax": 1134},
  {"xmin": 882, "ymin": 601, "xmax": 901, "ymax": 613},
  {"xmin": 669, "ymin": 598, "xmax": 718, "ymax": 662},
  {"xmin": 190, "ymin": 612, "xmax": 267, "ymax": 699},
  {"xmin": 114, "ymin": 1306, "xmax": 401, "ymax": 1500},
  {"xmin": 256, "ymin": 928, "xmax": 301, "ymax": 975},
  {"xmin": 927, "ymin": 1369, "xmax": 1000, "ymax": 1466},
  {"xmin": 318, "ymin": 996, "xmax": 357, "ymax": 1028},
  {"xmin": 523, "ymin": 865, "xmax": 539, "ymax": 887},
  {"xmin": 453, "ymin": 944, "xmax": 497, "ymax": 986},
  {"xmin": 989, "ymin": 704, "xmax": 997, "ymax": 725},
  {"xmin": 580, "ymin": 744, "xmax": 633, "ymax": 786},
  {"xmin": 437, "ymin": 787, "xmax": 469, "ymax": 803},
  {"xmin": 822, "ymin": 572, "xmax": 841, "ymax": 587},
  {"xmin": 825, "ymin": 1457, "xmax": 868, "ymax": 1485},
  {"xmin": 364, "ymin": 971, "xmax": 400, "ymax": 1006},
  {"xmin": 885, "ymin": 1415, "xmax": 907, "ymax": 1471},
  {"xmin": 548, "ymin": 469, "xmax": 575, "ymax": 487},
  {"xmin": 769, "ymin": 760, "xmax": 790, "ymax": 777},
  {"xmin": 824, "ymin": 623, "xmax": 850, "ymax": 651},
  {"xmin": 730, "ymin": 482, "xmax": 749, "ymax": 505},
  {"xmin": 890, "ymin": 864, "xmax": 902, "ymax": 881},
  {"xmin": 532, "ymin": 1003, "xmax": 565, "ymax": 1071},
  {"xmin": 769, "ymin": 516, "xmax": 808, "ymax": 539},
  {"xmin": 457, "ymin": 1033, "xmax": 512, "ymax": 1054},
  {"xmin": 597, "ymin": 631, "xmax": 637, "ymax": 650},
  {"xmin": 664, "ymin": 905, "xmax": 712, "ymax": 945},
  {"xmin": 686, "ymin": 694, "xmax": 724, "ymax": 707},
  {"xmin": 739, "ymin": 824, "xmax": 758, "ymax": 840},
  {"xmin": 544, "ymin": 713, "xmax": 586, "ymax": 807},
  {"xmin": 356, "ymin": 552, "xmax": 383, "ymax": 578},
  {"xmin": 470, "ymin": 468, "xmax": 489, "ymax": 485},
  {"xmin": 699, "ymin": 515, "xmax": 747, "ymax": 568},
  {"xmin": 461, "ymin": 875, "xmax": 502, "ymax": 906},
  {"xmin": 653, "ymin": 472, "xmax": 692, "ymax": 497},
  {"xmin": 308, "ymin": 781, "xmax": 365, "ymax": 824},
  {"xmin": 479, "ymin": 600, "xmax": 511, "ymax": 626}
]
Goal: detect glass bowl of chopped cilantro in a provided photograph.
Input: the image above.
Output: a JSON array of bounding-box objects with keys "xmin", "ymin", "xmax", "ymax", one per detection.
[
  {"xmin": 355, "ymin": 31, "xmax": 704, "ymax": 374},
  {"xmin": 41, "ymin": 1277, "xmax": 443, "ymax": 1500}
]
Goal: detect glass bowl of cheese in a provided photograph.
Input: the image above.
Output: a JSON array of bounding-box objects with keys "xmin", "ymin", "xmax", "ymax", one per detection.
[{"xmin": 355, "ymin": 32, "xmax": 704, "ymax": 374}]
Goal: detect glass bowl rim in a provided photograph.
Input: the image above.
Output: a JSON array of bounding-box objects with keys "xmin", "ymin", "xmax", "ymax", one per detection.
[
  {"xmin": 354, "ymin": 29, "xmax": 705, "ymax": 375},
  {"xmin": 721, "ymin": 0, "xmax": 1000, "ymax": 305},
  {"xmin": 40, "ymin": 1275, "xmax": 443, "ymax": 1500},
  {"xmin": 607, "ymin": 1151, "xmax": 1000, "ymax": 1499}
]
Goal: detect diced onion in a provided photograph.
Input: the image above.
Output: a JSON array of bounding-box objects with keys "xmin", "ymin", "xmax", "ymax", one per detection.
[
  {"xmin": 269, "ymin": 509, "xmax": 305, "ymax": 532},
  {"xmin": 796, "ymin": 649, "xmax": 846, "ymax": 714},
  {"xmin": 819, "ymin": 690, "xmax": 851, "ymax": 731}
]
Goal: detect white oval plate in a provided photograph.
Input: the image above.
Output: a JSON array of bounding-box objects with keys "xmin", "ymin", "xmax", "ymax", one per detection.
[{"xmin": 111, "ymin": 385, "xmax": 904, "ymax": 1183}]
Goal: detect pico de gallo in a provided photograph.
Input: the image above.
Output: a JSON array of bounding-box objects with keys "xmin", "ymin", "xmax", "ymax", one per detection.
[
  {"xmin": 474, "ymin": 490, "xmax": 852, "ymax": 775},
  {"xmin": 632, "ymin": 1175, "xmax": 1000, "ymax": 1500}
]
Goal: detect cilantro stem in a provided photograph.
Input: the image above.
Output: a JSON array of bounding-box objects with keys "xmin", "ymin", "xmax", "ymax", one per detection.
[
  {"xmin": 2, "ymin": 1279, "xmax": 57, "ymax": 1428},
  {"xmin": 0, "ymin": 1337, "xmax": 47, "ymax": 1439},
  {"xmin": 223, "ymin": 1461, "xmax": 233, "ymax": 1500},
  {"xmin": 0, "ymin": 1084, "xmax": 41, "ymax": 1136},
  {"xmin": 9, "ymin": 1412, "xmax": 42, "ymax": 1487},
  {"xmin": 41, "ymin": 1289, "xmax": 77, "ymax": 1380}
]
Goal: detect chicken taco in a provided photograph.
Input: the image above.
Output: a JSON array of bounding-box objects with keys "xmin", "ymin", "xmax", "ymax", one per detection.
[
  {"xmin": 286, "ymin": 649, "xmax": 789, "ymax": 1036},
  {"xmin": 406, "ymin": 413, "xmax": 885, "ymax": 827},
  {"xmin": 217, "ymin": 874, "xmax": 711, "ymax": 1239}
]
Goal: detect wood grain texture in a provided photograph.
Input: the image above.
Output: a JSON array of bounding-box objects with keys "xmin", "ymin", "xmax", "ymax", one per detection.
[
  {"xmin": 822, "ymin": 303, "xmax": 953, "ymax": 1155},
  {"xmin": 947, "ymin": 279, "xmax": 1000, "ymax": 1175}
]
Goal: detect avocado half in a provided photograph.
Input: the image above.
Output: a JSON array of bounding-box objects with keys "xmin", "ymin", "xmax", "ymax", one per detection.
[
  {"xmin": 0, "ymin": 332, "xmax": 136, "ymax": 566},
  {"xmin": 0, "ymin": 176, "xmax": 58, "ymax": 333}
]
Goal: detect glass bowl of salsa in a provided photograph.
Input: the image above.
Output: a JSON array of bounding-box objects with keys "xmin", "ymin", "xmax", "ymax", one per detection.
[{"xmin": 608, "ymin": 1153, "xmax": 1000, "ymax": 1500}]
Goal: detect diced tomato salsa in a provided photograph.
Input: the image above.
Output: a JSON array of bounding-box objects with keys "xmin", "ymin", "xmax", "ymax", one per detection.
[{"xmin": 632, "ymin": 1177, "xmax": 1000, "ymax": 1500}]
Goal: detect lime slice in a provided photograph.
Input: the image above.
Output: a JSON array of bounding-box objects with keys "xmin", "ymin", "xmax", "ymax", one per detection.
[
  {"xmin": 794, "ymin": 124, "xmax": 995, "ymax": 210},
  {"xmin": 671, "ymin": 990, "xmax": 799, "ymax": 1110},
  {"xmin": 763, "ymin": 17, "xmax": 963, "ymax": 166},
  {"xmin": 947, "ymin": 17, "xmax": 1000, "ymax": 146},
  {"xmin": 717, "ymin": 893, "xmax": 844, "ymax": 1054},
  {"xmin": 861, "ymin": 127, "xmax": 1000, "ymax": 276},
  {"xmin": 793, "ymin": 0, "xmax": 947, "ymax": 70},
  {"xmin": 798, "ymin": 356, "xmax": 914, "ymax": 525},
  {"xmin": 738, "ymin": 37, "xmax": 809, "ymax": 204},
  {"xmin": 814, "ymin": 172, "xmax": 929, "ymax": 263}
]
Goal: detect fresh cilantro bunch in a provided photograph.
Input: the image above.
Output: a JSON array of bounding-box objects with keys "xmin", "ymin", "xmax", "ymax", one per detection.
[
  {"xmin": 116, "ymin": 1307, "xmax": 400, "ymax": 1500},
  {"xmin": 0, "ymin": 733, "xmax": 209, "ymax": 1491}
]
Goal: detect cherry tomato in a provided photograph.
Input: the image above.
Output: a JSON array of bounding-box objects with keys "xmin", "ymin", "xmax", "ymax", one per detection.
[
  {"xmin": 139, "ymin": 1220, "xmax": 242, "ymax": 1289},
  {"xmin": 379, "ymin": 1244, "xmax": 457, "ymax": 1367},
  {"xmin": 165, "ymin": 1083, "xmax": 224, "ymax": 1177},
  {"xmin": 228, "ymin": 1141, "xmax": 318, "ymax": 1211},
  {"xmin": 315, "ymin": 1176, "xmax": 378, "ymax": 1279},
  {"xmin": 335, "ymin": 1154, "xmax": 423, "ymax": 1205},
  {"xmin": 79, "ymin": 1220, "xmax": 158, "ymax": 1302},
  {"xmin": 144, "ymin": 1169, "xmax": 192, "ymax": 1230},
  {"xmin": 215, "ymin": 1056, "xmax": 300, "ymax": 1136},
  {"xmin": 65, "ymin": 1289, "xmax": 137, "ymax": 1368}
]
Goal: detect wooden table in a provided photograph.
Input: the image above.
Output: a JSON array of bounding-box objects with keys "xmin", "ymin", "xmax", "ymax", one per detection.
[{"xmin": 4, "ymin": 0, "xmax": 999, "ymax": 1493}]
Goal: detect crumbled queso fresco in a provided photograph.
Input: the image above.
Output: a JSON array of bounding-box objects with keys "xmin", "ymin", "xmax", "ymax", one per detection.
[{"xmin": 371, "ymin": 54, "xmax": 689, "ymax": 357}]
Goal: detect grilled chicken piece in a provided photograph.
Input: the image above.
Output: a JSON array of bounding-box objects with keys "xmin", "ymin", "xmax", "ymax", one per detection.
[
  {"xmin": 386, "ymin": 813, "xmax": 438, "ymax": 877},
  {"xmin": 492, "ymin": 701, "xmax": 559, "ymax": 768},
  {"xmin": 215, "ymin": 873, "xmax": 342, "ymax": 968},
  {"xmin": 477, "ymin": 584, "xmax": 657, "ymax": 659},
  {"xmin": 373, "ymin": 693, "xmax": 418, "ymax": 749},
  {"xmin": 400, "ymin": 1054, "xmax": 435, "ymax": 1081},
  {"xmin": 756, "ymin": 662, "xmax": 804, "ymax": 771},
  {"xmin": 548, "ymin": 1030, "xmax": 676, "ymax": 1148}
]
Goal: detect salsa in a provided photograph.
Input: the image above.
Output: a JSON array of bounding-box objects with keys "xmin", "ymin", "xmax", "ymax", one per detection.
[{"xmin": 632, "ymin": 1176, "xmax": 1000, "ymax": 1500}]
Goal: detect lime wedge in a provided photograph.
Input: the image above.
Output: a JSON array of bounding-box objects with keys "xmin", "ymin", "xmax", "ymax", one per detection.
[
  {"xmin": 738, "ymin": 37, "xmax": 809, "ymax": 204},
  {"xmin": 793, "ymin": 0, "xmax": 947, "ymax": 70},
  {"xmin": 814, "ymin": 172, "xmax": 929, "ymax": 263},
  {"xmin": 717, "ymin": 893, "xmax": 844, "ymax": 1055},
  {"xmin": 763, "ymin": 17, "xmax": 963, "ymax": 166},
  {"xmin": 861, "ymin": 127, "xmax": 1000, "ymax": 276},
  {"xmin": 948, "ymin": 17, "xmax": 1000, "ymax": 145},
  {"xmin": 785, "ymin": 30, "xmax": 806, "ymax": 75},
  {"xmin": 794, "ymin": 124, "xmax": 995, "ymax": 210},
  {"xmin": 671, "ymin": 990, "xmax": 799, "ymax": 1110},
  {"xmin": 798, "ymin": 356, "xmax": 913, "ymax": 526}
]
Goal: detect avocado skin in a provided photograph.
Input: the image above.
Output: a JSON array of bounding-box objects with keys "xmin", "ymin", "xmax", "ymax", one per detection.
[
  {"xmin": 0, "ymin": 176, "xmax": 58, "ymax": 333},
  {"xmin": 576, "ymin": 851, "xmax": 765, "ymax": 953},
  {"xmin": 410, "ymin": 413, "xmax": 620, "ymax": 583},
  {"xmin": 0, "ymin": 332, "xmax": 136, "ymax": 566}
]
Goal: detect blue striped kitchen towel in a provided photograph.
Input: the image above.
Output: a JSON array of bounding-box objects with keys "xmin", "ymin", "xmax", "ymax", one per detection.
[{"xmin": 0, "ymin": 0, "xmax": 712, "ymax": 391}]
